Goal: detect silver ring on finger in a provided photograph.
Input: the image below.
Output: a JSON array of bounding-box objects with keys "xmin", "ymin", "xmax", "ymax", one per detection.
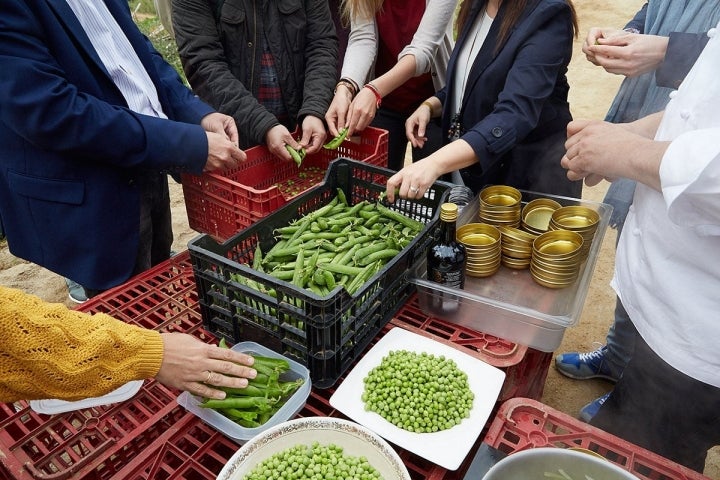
[{"xmin": 410, "ymin": 186, "xmax": 419, "ymax": 194}]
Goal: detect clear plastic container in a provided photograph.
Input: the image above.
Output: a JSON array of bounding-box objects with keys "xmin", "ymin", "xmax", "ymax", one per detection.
[
  {"xmin": 408, "ymin": 190, "xmax": 613, "ymax": 352},
  {"xmin": 177, "ymin": 341, "xmax": 311, "ymax": 443}
]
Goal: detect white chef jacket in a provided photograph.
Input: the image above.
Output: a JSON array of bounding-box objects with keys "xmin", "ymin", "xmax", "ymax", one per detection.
[{"xmin": 612, "ymin": 24, "xmax": 720, "ymax": 388}]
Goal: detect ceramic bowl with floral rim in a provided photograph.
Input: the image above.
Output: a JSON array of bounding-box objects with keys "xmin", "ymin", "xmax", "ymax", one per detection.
[{"xmin": 216, "ymin": 417, "xmax": 411, "ymax": 480}]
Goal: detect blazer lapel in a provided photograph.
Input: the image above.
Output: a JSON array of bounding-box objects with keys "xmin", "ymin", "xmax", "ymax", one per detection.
[
  {"xmin": 459, "ymin": 3, "xmax": 505, "ymax": 111},
  {"xmin": 44, "ymin": 0, "xmax": 111, "ymax": 78},
  {"xmin": 460, "ymin": 0, "xmax": 542, "ymax": 111}
]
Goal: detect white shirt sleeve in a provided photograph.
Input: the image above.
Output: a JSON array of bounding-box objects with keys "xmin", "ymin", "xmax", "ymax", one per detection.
[
  {"xmin": 398, "ymin": 0, "xmax": 457, "ymax": 76},
  {"xmin": 340, "ymin": 18, "xmax": 378, "ymax": 88},
  {"xmin": 660, "ymin": 127, "xmax": 720, "ymax": 233}
]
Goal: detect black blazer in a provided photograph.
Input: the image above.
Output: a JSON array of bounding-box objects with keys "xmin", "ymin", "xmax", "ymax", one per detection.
[{"xmin": 436, "ymin": 0, "xmax": 582, "ymax": 198}]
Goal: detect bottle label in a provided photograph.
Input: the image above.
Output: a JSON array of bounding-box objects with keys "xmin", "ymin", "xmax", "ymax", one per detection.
[
  {"xmin": 429, "ymin": 268, "xmax": 464, "ymax": 289},
  {"xmin": 428, "ymin": 268, "xmax": 463, "ymax": 314}
]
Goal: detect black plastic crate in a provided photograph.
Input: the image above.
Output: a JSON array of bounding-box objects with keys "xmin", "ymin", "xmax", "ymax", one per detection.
[{"xmin": 188, "ymin": 158, "xmax": 451, "ymax": 388}]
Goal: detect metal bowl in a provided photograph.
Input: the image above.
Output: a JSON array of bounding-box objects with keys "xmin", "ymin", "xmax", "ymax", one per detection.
[{"xmin": 482, "ymin": 447, "xmax": 639, "ymax": 480}]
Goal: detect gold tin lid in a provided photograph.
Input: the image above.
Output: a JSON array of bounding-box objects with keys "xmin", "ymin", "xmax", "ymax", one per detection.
[
  {"xmin": 530, "ymin": 271, "xmax": 577, "ymax": 289},
  {"xmin": 533, "ymin": 230, "xmax": 583, "ymax": 258},
  {"xmin": 521, "ymin": 198, "xmax": 562, "ymax": 232},
  {"xmin": 550, "ymin": 206, "xmax": 600, "ymax": 230},
  {"xmin": 499, "ymin": 225, "xmax": 537, "ymax": 243},
  {"xmin": 466, "ymin": 250, "xmax": 502, "ymax": 265},
  {"xmin": 523, "ymin": 208, "xmax": 555, "ymax": 232},
  {"xmin": 466, "ymin": 262, "xmax": 501, "ymax": 277},
  {"xmin": 457, "ymin": 223, "xmax": 501, "ymax": 247},
  {"xmin": 479, "ymin": 185, "xmax": 522, "ymax": 206},
  {"xmin": 501, "ymin": 255, "xmax": 531, "ymax": 270}
]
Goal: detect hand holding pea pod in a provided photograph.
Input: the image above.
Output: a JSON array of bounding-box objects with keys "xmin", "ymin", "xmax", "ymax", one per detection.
[
  {"xmin": 285, "ymin": 144, "xmax": 306, "ymax": 166},
  {"xmin": 323, "ymin": 127, "xmax": 348, "ymax": 150},
  {"xmin": 198, "ymin": 340, "xmax": 305, "ymax": 428}
]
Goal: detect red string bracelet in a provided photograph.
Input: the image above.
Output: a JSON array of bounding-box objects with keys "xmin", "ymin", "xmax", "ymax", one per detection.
[{"xmin": 363, "ymin": 82, "xmax": 382, "ymax": 108}]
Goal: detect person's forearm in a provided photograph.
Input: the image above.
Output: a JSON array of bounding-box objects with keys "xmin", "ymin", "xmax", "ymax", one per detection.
[
  {"xmin": 627, "ymin": 139, "xmax": 667, "ymax": 192},
  {"xmin": 368, "ymin": 55, "xmax": 417, "ymax": 97},
  {"xmin": 625, "ymin": 111, "xmax": 664, "ymax": 138},
  {"xmin": 426, "ymin": 139, "xmax": 478, "ymax": 175},
  {"xmin": 0, "ymin": 286, "xmax": 163, "ymax": 402}
]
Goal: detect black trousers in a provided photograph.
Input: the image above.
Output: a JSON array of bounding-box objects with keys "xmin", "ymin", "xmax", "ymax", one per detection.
[
  {"xmin": 591, "ymin": 332, "xmax": 720, "ymax": 473},
  {"xmin": 371, "ymin": 108, "xmax": 444, "ymax": 171},
  {"xmin": 85, "ymin": 172, "xmax": 172, "ymax": 298}
]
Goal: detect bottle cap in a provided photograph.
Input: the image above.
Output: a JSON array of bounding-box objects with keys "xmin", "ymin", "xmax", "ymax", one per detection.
[{"xmin": 440, "ymin": 202, "xmax": 459, "ymax": 222}]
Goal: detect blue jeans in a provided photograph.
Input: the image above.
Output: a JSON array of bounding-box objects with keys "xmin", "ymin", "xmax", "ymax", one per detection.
[
  {"xmin": 604, "ymin": 298, "xmax": 637, "ymax": 377},
  {"xmin": 603, "ymin": 178, "xmax": 638, "ymax": 375}
]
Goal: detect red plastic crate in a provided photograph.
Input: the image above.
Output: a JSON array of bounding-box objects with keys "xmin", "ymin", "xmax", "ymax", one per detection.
[
  {"xmin": 181, "ymin": 126, "xmax": 389, "ymax": 241},
  {"xmin": 0, "ymin": 252, "xmax": 555, "ymax": 480},
  {"xmin": 0, "ymin": 380, "xmax": 187, "ymax": 480},
  {"xmin": 0, "ymin": 252, "xmax": 214, "ymax": 480},
  {"xmin": 483, "ymin": 397, "xmax": 713, "ymax": 480},
  {"xmin": 112, "ymin": 324, "xmax": 462, "ymax": 480},
  {"xmin": 392, "ymin": 293, "xmax": 553, "ymax": 402},
  {"xmin": 74, "ymin": 251, "xmax": 214, "ymax": 339}
]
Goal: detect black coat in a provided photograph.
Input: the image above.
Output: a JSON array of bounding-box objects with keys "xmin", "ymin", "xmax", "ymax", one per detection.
[
  {"xmin": 173, "ymin": 0, "xmax": 338, "ymax": 148},
  {"xmin": 437, "ymin": 0, "xmax": 582, "ymax": 198}
]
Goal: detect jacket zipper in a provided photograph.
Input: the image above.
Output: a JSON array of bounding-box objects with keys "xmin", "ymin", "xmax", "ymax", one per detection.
[{"xmin": 249, "ymin": 2, "xmax": 257, "ymax": 91}]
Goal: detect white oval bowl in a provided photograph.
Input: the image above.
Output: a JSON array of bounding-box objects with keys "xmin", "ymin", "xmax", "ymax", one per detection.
[{"xmin": 216, "ymin": 417, "xmax": 411, "ymax": 480}]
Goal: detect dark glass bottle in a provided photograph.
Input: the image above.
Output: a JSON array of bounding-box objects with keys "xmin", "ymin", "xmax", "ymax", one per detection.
[{"xmin": 427, "ymin": 202, "xmax": 466, "ymax": 313}]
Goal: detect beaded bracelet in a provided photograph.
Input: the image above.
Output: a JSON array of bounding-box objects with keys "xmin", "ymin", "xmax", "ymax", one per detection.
[
  {"xmin": 335, "ymin": 79, "xmax": 357, "ymax": 97},
  {"xmin": 363, "ymin": 82, "xmax": 382, "ymax": 108}
]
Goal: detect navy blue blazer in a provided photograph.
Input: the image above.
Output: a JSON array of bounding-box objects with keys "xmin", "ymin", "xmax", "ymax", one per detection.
[
  {"xmin": 436, "ymin": 0, "xmax": 582, "ymax": 198},
  {"xmin": 0, "ymin": 0, "xmax": 215, "ymax": 289}
]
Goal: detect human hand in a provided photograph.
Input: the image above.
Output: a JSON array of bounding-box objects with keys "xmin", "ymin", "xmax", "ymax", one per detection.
[
  {"xmin": 582, "ymin": 27, "xmax": 625, "ymax": 65},
  {"xmin": 405, "ymin": 104, "xmax": 433, "ymax": 149},
  {"xmin": 265, "ymin": 125, "xmax": 299, "ymax": 162},
  {"xmin": 156, "ymin": 333, "xmax": 257, "ymax": 400},
  {"xmin": 299, "ymin": 115, "xmax": 327, "ymax": 155},
  {"xmin": 326, "ymin": 86, "xmax": 353, "ymax": 137},
  {"xmin": 586, "ymin": 32, "xmax": 669, "ymax": 77},
  {"xmin": 385, "ymin": 157, "xmax": 442, "ymax": 203},
  {"xmin": 201, "ymin": 112, "xmax": 239, "ymax": 145},
  {"xmin": 203, "ymin": 131, "xmax": 245, "ymax": 172},
  {"xmin": 561, "ymin": 119, "xmax": 664, "ymax": 189},
  {"xmin": 346, "ymin": 87, "xmax": 378, "ymax": 136}
]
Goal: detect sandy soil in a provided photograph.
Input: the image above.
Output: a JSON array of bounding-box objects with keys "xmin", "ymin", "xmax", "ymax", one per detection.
[{"xmin": 1, "ymin": 0, "xmax": 718, "ymax": 476}]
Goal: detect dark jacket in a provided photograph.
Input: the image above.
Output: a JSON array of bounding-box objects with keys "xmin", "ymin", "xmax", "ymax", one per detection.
[
  {"xmin": 0, "ymin": 0, "xmax": 213, "ymax": 290},
  {"xmin": 436, "ymin": 0, "xmax": 582, "ymax": 198},
  {"xmin": 173, "ymin": 0, "xmax": 338, "ymax": 148}
]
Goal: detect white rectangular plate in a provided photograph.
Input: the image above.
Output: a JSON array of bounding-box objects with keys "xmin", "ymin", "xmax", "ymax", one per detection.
[{"xmin": 329, "ymin": 327, "xmax": 505, "ymax": 470}]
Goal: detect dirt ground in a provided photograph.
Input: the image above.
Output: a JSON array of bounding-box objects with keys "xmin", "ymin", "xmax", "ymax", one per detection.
[{"xmin": 1, "ymin": 0, "xmax": 717, "ymax": 476}]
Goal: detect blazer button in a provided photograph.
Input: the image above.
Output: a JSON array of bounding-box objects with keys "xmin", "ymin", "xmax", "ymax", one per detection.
[{"xmin": 491, "ymin": 127, "xmax": 503, "ymax": 137}]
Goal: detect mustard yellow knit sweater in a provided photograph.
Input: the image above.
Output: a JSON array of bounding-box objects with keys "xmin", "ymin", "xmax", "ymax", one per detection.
[{"xmin": 0, "ymin": 286, "xmax": 164, "ymax": 403}]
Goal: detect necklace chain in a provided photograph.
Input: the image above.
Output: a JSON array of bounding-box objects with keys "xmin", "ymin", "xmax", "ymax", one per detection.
[{"xmin": 450, "ymin": 10, "xmax": 488, "ymax": 141}]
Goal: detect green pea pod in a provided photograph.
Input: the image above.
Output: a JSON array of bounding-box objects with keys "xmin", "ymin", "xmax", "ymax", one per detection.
[
  {"xmin": 285, "ymin": 144, "xmax": 306, "ymax": 166},
  {"xmin": 323, "ymin": 127, "xmax": 349, "ymax": 150}
]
